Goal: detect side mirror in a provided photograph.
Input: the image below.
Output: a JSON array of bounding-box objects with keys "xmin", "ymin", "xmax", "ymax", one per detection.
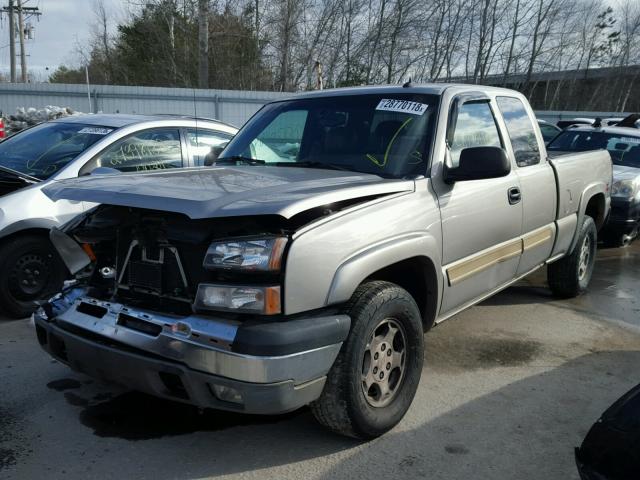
[{"xmin": 444, "ymin": 146, "xmax": 511, "ymax": 183}]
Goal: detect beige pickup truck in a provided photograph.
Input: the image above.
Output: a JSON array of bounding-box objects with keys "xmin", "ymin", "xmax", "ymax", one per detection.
[{"xmin": 36, "ymin": 84, "xmax": 611, "ymax": 439}]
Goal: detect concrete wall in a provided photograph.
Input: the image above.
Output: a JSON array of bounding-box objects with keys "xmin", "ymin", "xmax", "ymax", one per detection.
[
  {"xmin": 0, "ymin": 82, "xmax": 631, "ymax": 128},
  {"xmin": 0, "ymin": 83, "xmax": 289, "ymax": 127}
]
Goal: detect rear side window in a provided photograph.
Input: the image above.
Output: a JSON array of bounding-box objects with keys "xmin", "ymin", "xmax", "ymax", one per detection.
[
  {"xmin": 449, "ymin": 102, "xmax": 501, "ymax": 167},
  {"xmin": 497, "ymin": 97, "xmax": 540, "ymax": 167},
  {"xmin": 186, "ymin": 128, "xmax": 233, "ymax": 166}
]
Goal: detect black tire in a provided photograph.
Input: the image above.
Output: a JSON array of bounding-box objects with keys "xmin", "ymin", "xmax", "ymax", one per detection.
[
  {"xmin": 0, "ymin": 234, "xmax": 67, "ymax": 319},
  {"xmin": 310, "ymin": 281, "xmax": 424, "ymax": 439},
  {"xmin": 548, "ymin": 215, "xmax": 597, "ymax": 298}
]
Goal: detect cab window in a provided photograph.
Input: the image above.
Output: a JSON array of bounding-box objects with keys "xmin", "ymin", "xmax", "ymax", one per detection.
[
  {"xmin": 497, "ymin": 96, "xmax": 540, "ymax": 167},
  {"xmin": 449, "ymin": 102, "xmax": 501, "ymax": 167}
]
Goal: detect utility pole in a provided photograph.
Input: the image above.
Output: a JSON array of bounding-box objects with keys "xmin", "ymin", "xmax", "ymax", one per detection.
[
  {"xmin": 17, "ymin": 0, "xmax": 26, "ymax": 82},
  {"xmin": 197, "ymin": 0, "xmax": 209, "ymax": 89},
  {"xmin": 8, "ymin": 0, "xmax": 15, "ymax": 82},
  {"xmin": 2, "ymin": 1, "xmax": 42, "ymax": 83}
]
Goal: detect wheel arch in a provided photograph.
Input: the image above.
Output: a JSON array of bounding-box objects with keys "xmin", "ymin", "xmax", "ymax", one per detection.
[
  {"xmin": 0, "ymin": 218, "xmax": 59, "ymax": 244},
  {"xmin": 326, "ymin": 233, "xmax": 442, "ymax": 331},
  {"xmin": 0, "ymin": 226, "xmax": 54, "ymax": 246},
  {"xmin": 567, "ymin": 187, "xmax": 607, "ymax": 254},
  {"xmin": 583, "ymin": 192, "xmax": 607, "ymax": 231}
]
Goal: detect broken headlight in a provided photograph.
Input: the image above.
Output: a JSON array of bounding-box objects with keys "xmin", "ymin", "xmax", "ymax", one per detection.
[{"xmin": 203, "ymin": 237, "xmax": 287, "ymax": 272}]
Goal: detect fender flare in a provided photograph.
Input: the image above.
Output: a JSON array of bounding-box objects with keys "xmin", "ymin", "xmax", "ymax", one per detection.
[
  {"xmin": 568, "ymin": 183, "xmax": 607, "ymax": 254},
  {"xmin": 326, "ymin": 232, "xmax": 442, "ymax": 309}
]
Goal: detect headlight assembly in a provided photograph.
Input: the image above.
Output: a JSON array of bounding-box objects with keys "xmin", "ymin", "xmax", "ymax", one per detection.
[
  {"xmin": 611, "ymin": 179, "xmax": 639, "ymax": 198},
  {"xmin": 195, "ymin": 284, "xmax": 281, "ymax": 315},
  {"xmin": 203, "ymin": 237, "xmax": 287, "ymax": 272}
]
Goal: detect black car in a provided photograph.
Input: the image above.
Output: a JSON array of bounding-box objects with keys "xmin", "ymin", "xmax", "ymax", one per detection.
[
  {"xmin": 576, "ymin": 383, "xmax": 640, "ymax": 479},
  {"xmin": 537, "ymin": 119, "xmax": 562, "ymax": 143},
  {"xmin": 547, "ymin": 116, "xmax": 640, "ymax": 246}
]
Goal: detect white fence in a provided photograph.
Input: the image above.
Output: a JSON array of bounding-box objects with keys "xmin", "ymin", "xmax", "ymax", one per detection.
[{"xmin": 0, "ymin": 82, "xmax": 632, "ymax": 128}]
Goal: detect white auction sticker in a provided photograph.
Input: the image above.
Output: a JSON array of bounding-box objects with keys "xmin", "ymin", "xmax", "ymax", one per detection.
[
  {"xmin": 78, "ymin": 127, "xmax": 113, "ymax": 135},
  {"xmin": 376, "ymin": 99, "xmax": 428, "ymax": 115},
  {"xmin": 620, "ymin": 137, "xmax": 640, "ymax": 144}
]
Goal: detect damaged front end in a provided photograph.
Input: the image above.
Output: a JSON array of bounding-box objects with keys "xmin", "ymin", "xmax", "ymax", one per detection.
[{"xmin": 34, "ymin": 204, "xmax": 351, "ymax": 413}]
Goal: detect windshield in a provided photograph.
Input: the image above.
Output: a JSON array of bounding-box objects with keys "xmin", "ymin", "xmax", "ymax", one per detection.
[
  {"xmin": 219, "ymin": 93, "xmax": 440, "ymax": 178},
  {"xmin": 0, "ymin": 122, "xmax": 115, "ymax": 180},
  {"xmin": 548, "ymin": 130, "xmax": 640, "ymax": 168}
]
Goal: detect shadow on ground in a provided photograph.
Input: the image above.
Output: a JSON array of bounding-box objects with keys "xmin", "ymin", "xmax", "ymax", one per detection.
[
  {"xmin": 315, "ymin": 350, "xmax": 640, "ymax": 480},
  {"xmin": 20, "ymin": 350, "xmax": 638, "ymax": 480}
]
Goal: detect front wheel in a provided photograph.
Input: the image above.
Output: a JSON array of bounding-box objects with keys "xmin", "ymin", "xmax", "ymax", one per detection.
[
  {"xmin": 548, "ymin": 215, "xmax": 597, "ymax": 298},
  {"xmin": 310, "ymin": 281, "xmax": 424, "ymax": 439},
  {"xmin": 0, "ymin": 235, "xmax": 66, "ymax": 319}
]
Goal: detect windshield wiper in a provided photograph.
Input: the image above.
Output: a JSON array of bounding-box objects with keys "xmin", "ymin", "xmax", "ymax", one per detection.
[
  {"xmin": 273, "ymin": 161, "xmax": 353, "ymax": 172},
  {"xmin": 0, "ymin": 165, "xmax": 39, "ymax": 183},
  {"xmin": 215, "ymin": 156, "xmax": 266, "ymax": 166}
]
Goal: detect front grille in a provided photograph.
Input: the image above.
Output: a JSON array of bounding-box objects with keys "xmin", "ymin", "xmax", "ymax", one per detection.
[{"xmin": 610, "ymin": 201, "xmax": 632, "ymax": 222}]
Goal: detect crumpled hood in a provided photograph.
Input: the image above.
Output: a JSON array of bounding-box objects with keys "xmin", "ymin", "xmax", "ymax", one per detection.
[
  {"xmin": 613, "ymin": 164, "xmax": 640, "ymax": 182},
  {"xmin": 43, "ymin": 166, "xmax": 414, "ymax": 219}
]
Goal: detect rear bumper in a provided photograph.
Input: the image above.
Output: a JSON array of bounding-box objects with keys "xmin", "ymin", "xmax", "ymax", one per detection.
[{"xmin": 34, "ymin": 288, "xmax": 350, "ymax": 414}]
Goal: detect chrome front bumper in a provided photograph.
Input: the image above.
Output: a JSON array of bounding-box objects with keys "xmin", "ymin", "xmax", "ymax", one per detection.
[{"xmin": 34, "ymin": 288, "xmax": 350, "ymax": 413}]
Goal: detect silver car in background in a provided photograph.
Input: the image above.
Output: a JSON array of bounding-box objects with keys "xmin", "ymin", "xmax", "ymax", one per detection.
[{"xmin": 0, "ymin": 114, "xmax": 237, "ymax": 317}]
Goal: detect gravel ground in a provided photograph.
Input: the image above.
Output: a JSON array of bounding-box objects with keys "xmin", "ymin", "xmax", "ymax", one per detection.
[{"xmin": 1, "ymin": 243, "xmax": 639, "ymax": 480}]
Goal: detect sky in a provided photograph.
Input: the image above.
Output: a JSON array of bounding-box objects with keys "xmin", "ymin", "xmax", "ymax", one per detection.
[{"xmin": 0, "ymin": 0, "xmax": 122, "ymax": 81}]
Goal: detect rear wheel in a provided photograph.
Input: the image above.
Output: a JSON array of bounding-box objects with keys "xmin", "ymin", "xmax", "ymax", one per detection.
[
  {"xmin": 310, "ymin": 281, "xmax": 424, "ymax": 439},
  {"xmin": 0, "ymin": 235, "xmax": 66, "ymax": 319},
  {"xmin": 548, "ymin": 216, "xmax": 597, "ymax": 298}
]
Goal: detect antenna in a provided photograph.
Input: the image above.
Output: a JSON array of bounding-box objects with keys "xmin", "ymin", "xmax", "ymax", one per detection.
[{"xmin": 402, "ymin": 77, "xmax": 412, "ymax": 88}]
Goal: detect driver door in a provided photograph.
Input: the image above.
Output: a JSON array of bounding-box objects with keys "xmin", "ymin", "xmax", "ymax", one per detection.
[{"xmin": 434, "ymin": 97, "xmax": 523, "ymax": 316}]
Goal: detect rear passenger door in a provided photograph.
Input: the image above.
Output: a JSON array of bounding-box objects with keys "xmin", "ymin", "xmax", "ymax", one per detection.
[
  {"xmin": 435, "ymin": 97, "xmax": 523, "ymax": 315},
  {"xmin": 80, "ymin": 128, "xmax": 184, "ymax": 174},
  {"xmin": 496, "ymin": 96, "xmax": 556, "ymax": 276}
]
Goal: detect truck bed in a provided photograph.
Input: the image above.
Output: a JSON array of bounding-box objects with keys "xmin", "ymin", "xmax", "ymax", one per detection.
[{"xmin": 549, "ymin": 149, "xmax": 612, "ymax": 220}]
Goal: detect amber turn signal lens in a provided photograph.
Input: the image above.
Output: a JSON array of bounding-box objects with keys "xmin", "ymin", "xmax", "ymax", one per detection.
[
  {"xmin": 264, "ymin": 286, "xmax": 282, "ymax": 315},
  {"xmin": 81, "ymin": 243, "xmax": 97, "ymax": 261}
]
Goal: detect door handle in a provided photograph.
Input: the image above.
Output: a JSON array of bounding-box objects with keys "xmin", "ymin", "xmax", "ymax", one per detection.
[{"xmin": 508, "ymin": 187, "xmax": 521, "ymax": 205}]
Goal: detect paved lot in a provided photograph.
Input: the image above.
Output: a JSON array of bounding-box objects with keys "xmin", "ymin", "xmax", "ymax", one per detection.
[{"xmin": 2, "ymin": 243, "xmax": 640, "ymax": 480}]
